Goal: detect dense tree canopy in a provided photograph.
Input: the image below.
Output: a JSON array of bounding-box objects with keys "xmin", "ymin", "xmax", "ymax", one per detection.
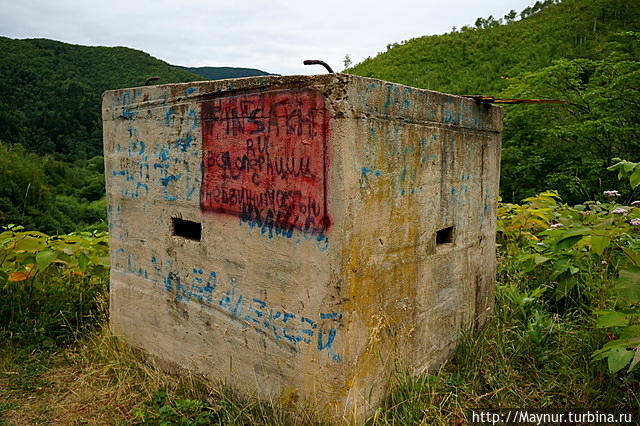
[
  {"xmin": 0, "ymin": 142, "xmax": 106, "ymax": 233},
  {"xmin": 501, "ymin": 32, "xmax": 640, "ymax": 203},
  {"xmin": 349, "ymin": 0, "xmax": 638, "ymax": 94},
  {"xmin": 0, "ymin": 37, "xmax": 201, "ymax": 161}
]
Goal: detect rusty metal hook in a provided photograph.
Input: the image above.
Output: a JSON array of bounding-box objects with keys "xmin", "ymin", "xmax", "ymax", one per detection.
[
  {"xmin": 144, "ymin": 76, "xmax": 160, "ymax": 86},
  {"xmin": 303, "ymin": 60, "xmax": 334, "ymax": 74}
]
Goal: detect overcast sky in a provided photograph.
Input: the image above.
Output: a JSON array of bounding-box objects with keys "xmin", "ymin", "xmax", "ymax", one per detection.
[{"xmin": 1, "ymin": 0, "xmax": 534, "ymax": 75}]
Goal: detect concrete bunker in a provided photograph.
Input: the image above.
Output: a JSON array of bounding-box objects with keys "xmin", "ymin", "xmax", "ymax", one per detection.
[{"xmin": 102, "ymin": 74, "xmax": 502, "ymax": 422}]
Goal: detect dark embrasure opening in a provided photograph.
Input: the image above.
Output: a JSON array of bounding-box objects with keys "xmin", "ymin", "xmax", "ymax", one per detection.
[{"xmin": 172, "ymin": 217, "xmax": 201, "ymax": 241}]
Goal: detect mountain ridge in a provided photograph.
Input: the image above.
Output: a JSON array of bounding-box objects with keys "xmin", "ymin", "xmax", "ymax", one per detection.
[
  {"xmin": 348, "ymin": 0, "xmax": 639, "ymax": 95},
  {"xmin": 0, "ymin": 37, "xmax": 276, "ymax": 161},
  {"xmin": 175, "ymin": 65, "xmax": 276, "ymax": 80}
]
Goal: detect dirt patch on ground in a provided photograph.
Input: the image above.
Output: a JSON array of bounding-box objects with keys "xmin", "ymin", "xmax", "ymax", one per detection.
[
  {"xmin": 2, "ymin": 351, "xmax": 121, "ymax": 424},
  {"xmin": 0, "ymin": 336, "xmax": 151, "ymax": 425}
]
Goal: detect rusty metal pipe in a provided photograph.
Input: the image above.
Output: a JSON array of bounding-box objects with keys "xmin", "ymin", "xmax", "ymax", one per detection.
[
  {"xmin": 144, "ymin": 76, "xmax": 160, "ymax": 86},
  {"xmin": 303, "ymin": 60, "xmax": 334, "ymax": 74}
]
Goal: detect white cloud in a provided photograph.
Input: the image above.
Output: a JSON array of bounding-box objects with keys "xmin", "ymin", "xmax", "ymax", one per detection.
[{"xmin": 0, "ymin": 0, "xmax": 535, "ymax": 75}]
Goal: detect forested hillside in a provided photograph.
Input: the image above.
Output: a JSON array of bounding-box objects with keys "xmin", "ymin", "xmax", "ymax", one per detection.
[
  {"xmin": 176, "ymin": 65, "xmax": 275, "ymax": 80},
  {"xmin": 0, "ymin": 37, "xmax": 201, "ymax": 161},
  {"xmin": 0, "ymin": 38, "xmax": 203, "ymax": 233},
  {"xmin": 349, "ymin": 0, "xmax": 640, "ymax": 204},
  {"xmin": 349, "ymin": 0, "xmax": 637, "ymax": 94},
  {"xmin": 0, "ymin": 143, "xmax": 105, "ymax": 233}
]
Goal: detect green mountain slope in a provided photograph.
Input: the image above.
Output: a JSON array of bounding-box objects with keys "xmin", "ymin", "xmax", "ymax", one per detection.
[
  {"xmin": 0, "ymin": 37, "xmax": 202, "ymax": 161},
  {"xmin": 176, "ymin": 65, "xmax": 275, "ymax": 80},
  {"xmin": 349, "ymin": 0, "xmax": 639, "ymax": 95}
]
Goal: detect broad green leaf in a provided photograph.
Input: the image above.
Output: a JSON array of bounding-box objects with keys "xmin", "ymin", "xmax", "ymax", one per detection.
[
  {"xmin": 629, "ymin": 345, "xmax": 640, "ymax": 372},
  {"xmin": 614, "ymin": 268, "xmax": 640, "ymax": 306},
  {"xmin": 593, "ymin": 350, "xmax": 609, "ymax": 361},
  {"xmin": 516, "ymin": 254, "xmax": 537, "ymax": 272},
  {"xmin": 555, "ymin": 276, "xmax": 577, "ymax": 300},
  {"xmin": 557, "ymin": 227, "xmax": 592, "ymax": 239},
  {"xmin": 630, "ymin": 168, "xmax": 640, "ymax": 189},
  {"xmin": 27, "ymin": 231, "xmax": 48, "ymax": 237},
  {"xmin": 534, "ymin": 255, "xmax": 550, "ymax": 265},
  {"xmin": 620, "ymin": 325, "xmax": 640, "ymax": 340},
  {"xmin": 527, "ymin": 218, "xmax": 549, "ymax": 228},
  {"xmin": 598, "ymin": 337, "xmax": 640, "ymax": 352},
  {"xmin": 537, "ymin": 190, "xmax": 561, "ymax": 199},
  {"xmin": 593, "ymin": 337, "xmax": 640, "ymax": 361},
  {"xmin": 591, "ymin": 235, "xmax": 610, "ymax": 256},
  {"xmin": 55, "ymin": 253, "xmax": 72, "ymax": 263},
  {"xmin": 608, "ymin": 346, "xmax": 634, "ymax": 373},
  {"xmin": 555, "ymin": 235, "xmax": 583, "ymax": 250},
  {"xmin": 595, "ymin": 310, "xmax": 629, "ymax": 328},
  {"xmin": 623, "ymin": 162, "xmax": 635, "ymax": 174},
  {"xmin": 551, "ymin": 259, "xmax": 570, "ymax": 275},
  {"xmin": 78, "ymin": 253, "xmax": 89, "ymax": 272},
  {"xmin": 36, "ymin": 249, "xmax": 57, "ymax": 271},
  {"xmin": 607, "ymin": 161, "xmax": 624, "ymax": 171},
  {"xmin": 21, "ymin": 255, "xmax": 36, "ymax": 266},
  {"xmin": 14, "ymin": 236, "xmax": 45, "ymax": 252}
]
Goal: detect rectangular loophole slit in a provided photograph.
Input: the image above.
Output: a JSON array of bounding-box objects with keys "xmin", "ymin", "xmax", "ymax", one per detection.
[
  {"xmin": 436, "ymin": 226, "xmax": 454, "ymax": 245},
  {"xmin": 172, "ymin": 217, "xmax": 201, "ymax": 241}
]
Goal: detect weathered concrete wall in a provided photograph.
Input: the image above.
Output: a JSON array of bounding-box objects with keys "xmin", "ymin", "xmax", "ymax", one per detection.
[{"xmin": 102, "ymin": 74, "xmax": 502, "ymax": 423}]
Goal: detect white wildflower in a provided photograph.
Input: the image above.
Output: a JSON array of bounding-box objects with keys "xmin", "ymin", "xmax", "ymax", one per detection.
[
  {"xmin": 601, "ymin": 260, "xmax": 608, "ymax": 265},
  {"xmin": 548, "ymin": 223, "xmax": 563, "ymax": 229},
  {"xmin": 536, "ymin": 242, "xmax": 544, "ymax": 246},
  {"xmin": 630, "ymin": 218, "xmax": 640, "ymax": 226},
  {"xmin": 631, "ymin": 201, "xmax": 640, "ymax": 207},
  {"xmin": 612, "ymin": 207, "xmax": 628, "ymax": 215},
  {"xmin": 603, "ymin": 190, "xmax": 621, "ymax": 197}
]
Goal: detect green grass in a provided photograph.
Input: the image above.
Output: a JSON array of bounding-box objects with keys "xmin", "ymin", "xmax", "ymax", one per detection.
[
  {"xmin": 369, "ymin": 301, "xmax": 638, "ymax": 425},
  {"xmin": 0, "ymin": 322, "xmax": 306, "ymax": 425},
  {"xmin": 2, "ymin": 278, "xmax": 636, "ymax": 425}
]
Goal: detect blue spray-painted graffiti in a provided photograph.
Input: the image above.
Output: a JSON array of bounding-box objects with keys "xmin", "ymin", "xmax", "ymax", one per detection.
[
  {"xmin": 110, "ymin": 92, "xmax": 201, "ymax": 202},
  {"xmin": 107, "ymin": 202, "xmax": 121, "ymax": 231},
  {"xmin": 110, "ymin": 139, "xmax": 197, "ymax": 201},
  {"xmin": 361, "ymin": 167, "xmax": 383, "ymax": 178},
  {"xmin": 114, "ymin": 249, "xmax": 341, "ymax": 361},
  {"xmin": 238, "ymin": 211, "xmax": 330, "ymax": 251}
]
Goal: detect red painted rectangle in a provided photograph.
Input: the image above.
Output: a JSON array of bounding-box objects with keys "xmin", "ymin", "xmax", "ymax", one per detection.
[{"xmin": 201, "ymin": 89, "xmax": 330, "ymax": 235}]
